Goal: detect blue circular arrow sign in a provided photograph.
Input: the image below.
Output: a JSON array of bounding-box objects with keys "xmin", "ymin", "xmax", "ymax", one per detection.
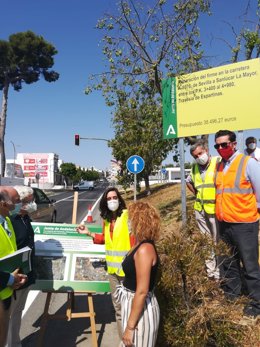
[{"xmin": 126, "ymin": 155, "xmax": 145, "ymax": 174}]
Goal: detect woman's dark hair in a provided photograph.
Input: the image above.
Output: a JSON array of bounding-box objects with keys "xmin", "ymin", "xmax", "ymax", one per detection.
[{"xmin": 99, "ymin": 187, "xmax": 126, "ymax": 222}]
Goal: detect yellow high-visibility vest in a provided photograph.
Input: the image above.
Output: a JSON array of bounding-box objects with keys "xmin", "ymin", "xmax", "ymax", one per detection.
[
  {"xmin": 0, "ymin": 216, "xmax": 17, "ymax": 300},
  {"xmin": 191, "ymin": 157, "xmax": 219, "ymax": 214},
  {"xmin": 104, "ymin": 209, "xmax": 130, "ymax": 276}
]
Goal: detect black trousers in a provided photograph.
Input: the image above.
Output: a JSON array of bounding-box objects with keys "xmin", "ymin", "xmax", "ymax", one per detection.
[{"xmin": 219, "ymin": 220, "xmax": 260, "ymax": 311}]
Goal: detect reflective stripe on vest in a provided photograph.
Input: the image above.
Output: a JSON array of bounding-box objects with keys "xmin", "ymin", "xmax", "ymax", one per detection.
[
  {"xmin": 191, "ymin": 157, "xmax": 219, "ymax": 214},
  {"xmin": 106, "ymin": 250, "xmax": 128, "ymax": 257},
  {"xmin": 106, "ymin": 260, "xmax": 126, "ymax": 269},
  {"xmin": 104, "ymin": 209, "xmax": 130, "ymax": 276},
  {"xmin": 215, "ymin": 154, "xmax": 259, "ymax": 223},
  {"xmin": 0, "ymin": 217, "xmax": 17, "ymax": 300},
  {"xmin": 195, "ymin": 198, "xmax": 216, "ymax": 204}
]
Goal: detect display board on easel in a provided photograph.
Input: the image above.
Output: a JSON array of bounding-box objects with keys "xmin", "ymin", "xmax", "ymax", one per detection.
[
  {"xmin": 31, "ymin": 222, "xmax": 108, "ymax": 347},
  {"xmin": 31, "ymin": 222, "xmax": 110, "ymax": 292}
]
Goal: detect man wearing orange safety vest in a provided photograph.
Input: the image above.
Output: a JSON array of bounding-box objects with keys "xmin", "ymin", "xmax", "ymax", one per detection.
[
  {"xmin": 186, "ymin": 140, "xmax": 220, "ymax": 280},
  {"xmin": 214, "ymin": 130, "xmax": 260, "ymax": 319}
]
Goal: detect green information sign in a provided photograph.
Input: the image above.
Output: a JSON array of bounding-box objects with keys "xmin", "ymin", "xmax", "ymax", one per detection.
[
  {"xmin": 162, "ymin": 58, "xmax": 260, "ymax": 139},
  {"xmin": 162, "ymin": 77, "xmax": 178, "ymax": 139}
]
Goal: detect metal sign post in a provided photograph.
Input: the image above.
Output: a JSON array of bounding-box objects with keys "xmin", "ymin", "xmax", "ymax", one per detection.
[
  {"xmin": 237, "ymin": 130, "xmax": 244, "ymax": 152},
  {"xmin": 179, "ymin": 138, "xmax": 187, "ymax": 225},
  {"xmin": 161, "ymin": 168, "xmax": 167, "ymax": 182},
  {"xmin": 126, "ymin": 155, "xmax": 145, "ymax": 201},
  {"xmin": 133, "ymin": 174, "xmax": 137, "ymax": 201}
]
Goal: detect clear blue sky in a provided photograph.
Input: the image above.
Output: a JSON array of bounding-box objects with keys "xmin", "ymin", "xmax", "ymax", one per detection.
[{"xmin": 1, "ymin": 0, "xmax": 259, "ymax": 170}]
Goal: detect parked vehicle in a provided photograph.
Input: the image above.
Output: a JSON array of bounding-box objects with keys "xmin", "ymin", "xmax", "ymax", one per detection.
[
  {"xmin": 30, "ymin": 187, "xmax": 57, "ymax": 223},
  {"xmin": 73, "ymin": 180, "xmax": 94, "ymax": 191}
]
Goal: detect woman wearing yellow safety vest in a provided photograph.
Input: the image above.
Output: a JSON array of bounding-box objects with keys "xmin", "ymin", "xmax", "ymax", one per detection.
[{"xmin": 77, "ymin": 187, "xmax": 135, "ymax": 340}]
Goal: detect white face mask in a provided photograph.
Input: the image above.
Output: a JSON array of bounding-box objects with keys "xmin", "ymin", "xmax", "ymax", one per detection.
[
  {"xmin": 248, "ymin": 143, "xmax": 256, "ymax": 150},
  {"xmin": 195, "ymin": 152, "xmax": 209, "ymax": 166},
  {"xmin": 107, "ymin": 200, "xmax": 119, "ymax": 212},
  {"xmin": 22, "ymin": 201, "xmax": 37, "ymax": 213}
]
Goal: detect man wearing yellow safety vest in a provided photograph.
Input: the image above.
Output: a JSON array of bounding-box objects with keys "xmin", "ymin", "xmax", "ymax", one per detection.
[
  {"xmin": 214, "ymin": 130, "xmax": 260, "ymax": 320},
  {"xmin": 77, "ymin": 187, "xmax": 135, "ymax": 340},
  {"xmin": 186, "ymin": 140, "xmax": 220, "ymax": 280},
  {"xmin": 0, "ymin": 187, "xmax": 27, "ymax": 346}
]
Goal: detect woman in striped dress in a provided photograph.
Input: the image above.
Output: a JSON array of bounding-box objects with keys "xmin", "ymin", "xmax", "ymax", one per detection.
[{"xmin": 115, "ymin": 201, "xmax": 160, "ymax": 347}]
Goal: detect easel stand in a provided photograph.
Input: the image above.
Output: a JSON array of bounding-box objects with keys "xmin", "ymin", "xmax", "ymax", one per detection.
[{"xmin": 37, "ymin": 290, "xmax": 98, "ymax": 347}]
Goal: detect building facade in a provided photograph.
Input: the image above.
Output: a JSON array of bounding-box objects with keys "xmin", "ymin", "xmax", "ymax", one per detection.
[{"xmin": 16, "ymin": 153, "xmax": 60, "ymax": 187}]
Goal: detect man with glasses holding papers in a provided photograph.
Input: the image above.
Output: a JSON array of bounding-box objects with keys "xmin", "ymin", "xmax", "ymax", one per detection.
[
  {"xmin": 0, "ymin": 187, "xmax": 27, "ymax": 346},
  {"xmin": 6, "ymin": 186, "xmax": 36, "ymax": 347},
  {"xmin": 214, "ymin": 129, "xmax": 260, "ymax": 320}
]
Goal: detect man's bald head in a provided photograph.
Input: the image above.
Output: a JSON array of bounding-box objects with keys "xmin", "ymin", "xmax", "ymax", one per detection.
[
  {"xmin": 0, "ymin": 187, "xmax": 15, "ymax": 217},
  {"xmin": 0, "ymin": 186, "xmax": 20, "ymax": 205}
]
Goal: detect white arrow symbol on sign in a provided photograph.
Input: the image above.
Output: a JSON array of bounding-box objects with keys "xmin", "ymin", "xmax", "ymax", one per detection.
[{"xmin": 132, "ymin": 158, "xmax": 139, "ymax": 171}]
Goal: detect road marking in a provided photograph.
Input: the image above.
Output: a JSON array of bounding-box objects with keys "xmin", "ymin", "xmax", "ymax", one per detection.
[
  {"xmin": 56, "ymin": 199, "xmax": 97, "ymax": 202},
  {"xmin": 22, "ymin": 290, "xmax": 40, "ymax": 317},
  {"xmin": 55, "ymin": 192, "xmax": 94, "ymax": 203}
]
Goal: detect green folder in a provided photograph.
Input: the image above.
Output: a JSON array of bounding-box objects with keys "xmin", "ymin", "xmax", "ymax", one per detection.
[{"xmin": 0, "ymin": 246, "xmax": 32, "ymax": 274}]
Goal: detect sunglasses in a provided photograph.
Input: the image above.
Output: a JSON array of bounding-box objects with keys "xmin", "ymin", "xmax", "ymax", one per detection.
[{"xmin": 214, "ymin": 142, "xmax": 232, "ymax": 150}]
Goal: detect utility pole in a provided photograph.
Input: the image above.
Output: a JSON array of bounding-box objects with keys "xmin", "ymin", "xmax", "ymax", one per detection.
[{"xmin": 10, "ymin": 141, "xmax": 16, "ymax": 179}]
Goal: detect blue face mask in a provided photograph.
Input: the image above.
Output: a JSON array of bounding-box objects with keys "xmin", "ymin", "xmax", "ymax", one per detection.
[{"xmin": 11, "ymin": 202, "xmax": 22, "ymax": 215}]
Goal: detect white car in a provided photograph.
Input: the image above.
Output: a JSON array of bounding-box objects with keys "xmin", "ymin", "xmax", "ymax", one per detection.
[{"xmin": 73, "ymin": 181, "xmax": 94, "ymax": 191}]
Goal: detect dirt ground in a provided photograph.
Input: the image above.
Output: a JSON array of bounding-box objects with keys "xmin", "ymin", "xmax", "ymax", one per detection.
[{"xmin": 122, "ymin": 182, "xmax": 194, "ymax": 228}]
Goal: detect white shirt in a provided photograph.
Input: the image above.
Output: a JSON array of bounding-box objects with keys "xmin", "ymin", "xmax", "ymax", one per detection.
[{"xmin": 244, "ymin": 146, "xmax": 260, "ymax": 162}]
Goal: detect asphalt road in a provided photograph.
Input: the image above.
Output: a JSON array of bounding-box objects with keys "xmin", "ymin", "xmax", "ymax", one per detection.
[
  {"xmin": 20, "ymin": 292, "xmax": 120, "ymax": 347},
  {"xmin": 51, "ymin": 182, "xmax": 109, "ymax": 224},
  {"xmin": 20, "ymin": 182, "xmax": 120, "ymax": 347}
]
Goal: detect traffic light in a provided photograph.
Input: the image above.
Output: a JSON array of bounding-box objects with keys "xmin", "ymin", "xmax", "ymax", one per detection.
[{"xmin": 75, "ymin": 134, "xmax": 80, "ymax": 146}]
